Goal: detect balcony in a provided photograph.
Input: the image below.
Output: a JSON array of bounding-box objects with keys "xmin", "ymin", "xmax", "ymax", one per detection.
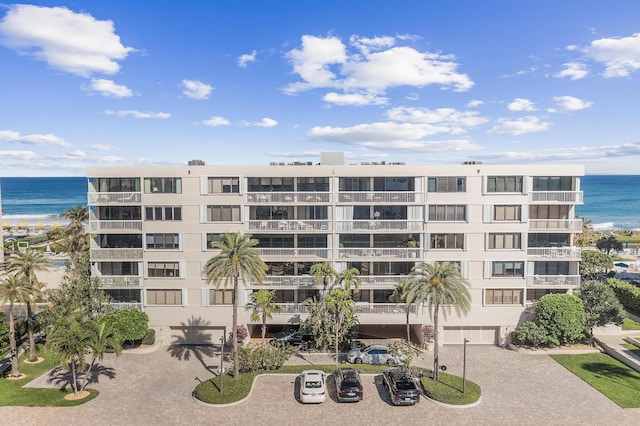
[
  {"xmin": 246, "ymin": 192, "xmax": 330, "ymax": 204},
  {"xmin": 528, "ymin": 219, "xmax": 583, "ymax": 231},
  {"xmin": 273, "ymin": 303, "xmax": 313, "ymax": 314},
  {"xmin": 252, "ymin": 276, "xmax": 317, "ymax": 287},
  {"xmin": 338, "ymin": 192, "xmax": 423, "ymax": 203},
  {"xmin": 526, "ymin": 275, "xmax": 581, "ymax": 286},
  {"xmin": 258, "ymin": 248, "xmax": 331, "ymax": 260},
  {"xmin": 340, "ymin": 248, "xmax": 421, "ymax": 259},
  {"xmin": 527, "ymin": 247, "xmax": 581, "ymax": 260},
  {"xmin": 90, "ymin": 248, "xmax": 144, "ymax": 260},
  {"xmin": 359, "ymin": 275, "xmax": 408, "ymax": 288},
  {"xmin": 247, "ymin": 220, "xmax": 331, "ymax": 232},
  {"xmin": 356, "ymin": 303, "xmax": 420, "ymax": 315},
  {"xmin": 88, "ymin": 220, "xmax": 143, "ymax": 232},
  {"xmin": 529, "ymin": 191, "xmax": 583, "ymax": 204},
  {"xmin": 88, "ymin": 191, "xmax": 142, "ymax": 205},
  {"xmin": 335, "ymin": 220, "xmax": 423, "ymax": 232},
  {"xmin": 96, "ymin": 275, "xmax": 143, "ymax": 287}
]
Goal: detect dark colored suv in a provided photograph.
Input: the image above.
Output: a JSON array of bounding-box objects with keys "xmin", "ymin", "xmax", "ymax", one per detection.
[
  {"xmin": 269, "ymin": 330, "xmax": 315, "ymax": 348},
  {"xmin": 334, "ymin": 368, "xmax": 363, "ymax": 402},
  {"xmin": 382, "ymin": 367, "xmax": 420, "ymax": 406}
]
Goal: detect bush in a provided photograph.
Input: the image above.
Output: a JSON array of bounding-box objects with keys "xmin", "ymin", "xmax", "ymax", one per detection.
[
  {"xmin": 228, "ymin": 325, "xmax": 249, "ymax": 345},
  {"xmin": 0, "ymin": 312, "xmax": 9, "ymax": 351},
  {"xmin": 512, "ymin": 321, "xmax": 549, "ymax": 348},
  {"xmin": 142, "ymin": 328, "xmax": 156, "ymax": 345},
  {"xmin": 535, "ymin": 294, "xmax": 586, "ymax": 346},
  {"xmin": 101, "ymin": 309, "xmax": 149, "ymax": 343},
  {"xmin": 237, "ymin": 343, "xmax": 295, "ymax": 372},
  {"xmin": 606, "ymin": 278, "xmax": 640, "ymax": 314}
]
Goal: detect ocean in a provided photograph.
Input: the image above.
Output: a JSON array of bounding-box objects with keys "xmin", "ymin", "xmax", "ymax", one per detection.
[{"xmin": 0, "ymin": 175, "xmax": 638, "ymax": 230}]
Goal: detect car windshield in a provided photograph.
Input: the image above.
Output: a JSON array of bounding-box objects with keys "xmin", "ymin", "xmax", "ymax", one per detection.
[
  {"xmin": 396, "ymin": 380, "xmax": 416, "ymax": 391},
  {"xmin": 342, "ymin": 379, "xmax": 360, "ymax": 387},
  {"xmin": 305, "ymin": 380, "xmax": 322, "ymax": 389}
]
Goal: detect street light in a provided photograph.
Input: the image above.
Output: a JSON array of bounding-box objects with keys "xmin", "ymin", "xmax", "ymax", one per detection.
[{"xmin": 463, "ymin": 337, "xmax": 469, "ymax": 394}]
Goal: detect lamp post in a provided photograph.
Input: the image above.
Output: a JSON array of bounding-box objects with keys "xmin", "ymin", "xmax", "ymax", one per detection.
[
  {"xmin": 462, "ymin": 337, "xmax": 469, "ymax": 395},
  {"xmin": 219, "ymin": 334, "xmax": 225, "ymax": 394}
]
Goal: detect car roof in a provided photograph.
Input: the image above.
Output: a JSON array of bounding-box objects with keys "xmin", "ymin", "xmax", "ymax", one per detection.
[{"xmin": 302, "ymin": 370, "xmax": 325, "ymax": 377}]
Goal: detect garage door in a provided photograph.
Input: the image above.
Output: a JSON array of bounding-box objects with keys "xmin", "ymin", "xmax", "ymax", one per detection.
[
  {"xmin": 170, "ymin": 326, "xmax": 223, "ymax": 345},
  {"xmin": 443, "ymin": 326, "xmax": 497, "ymax": 345}
]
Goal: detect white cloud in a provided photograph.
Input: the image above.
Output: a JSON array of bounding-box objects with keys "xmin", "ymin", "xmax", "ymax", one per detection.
[
  {"xmin": 90, "ymin": 144, "xmax": 113, "ymax": 151},
  {"xmin": 467, "ymin": 99, "xmax": 484, "ymax": 108},
  {"xmin": 283, "ymin": 34, "xmax": 473, "ymax": 97},
  {"xmin": 0, "ymin": 4, "xmax": 133, "ymax": 77},
  {"xmin": 555, "ymin": 62, "xmax": 589, "ymax": 80},
  {"xmin": 254, "ymin": 118, "xmax": 278, "ymax": 128},
  {"xmin": 553, "ymin": 96, "xmax": 593, "ymax": 111},
  {"xmin": 87, "ymin": 79, "xmax": 133, "ymax": 98},
  {"xmin": 202, "ymin": 116, "xmax": 230, "ymax": 127},
  {"xmin": 508, "ymin": 98, "xmax": 536, "ymax": 112},
  {"xmin": 386, "ymin": 107, "xmax": 488, "ymax": 129},
  {"xmin": 238, "ymin": 50, "xmax": 257, "ymax": 68},
  {"xmin": 488, "ymin": 116, "xmax": 550, "ymax": 136},
  {"xmin": 323, "ymin": 92, "xmax": 388, "ymax": 106},
  {"xmin": 0, "ymin": 150, "xmax": 38, "ymax": 160},
  {"xmin": 0, "ymin": 130, "xmax": 71, "ymax": 147},
  {"xmin": 105, "ymin": 110, "xmax": 170, "ymax": 119},
  {"xmin": 181, "ymin": 79, "xmax": 213, "ymax": 99},
  {"xmin": 585, "ymin": 32, "xmax": 640, "ymax": 77}
]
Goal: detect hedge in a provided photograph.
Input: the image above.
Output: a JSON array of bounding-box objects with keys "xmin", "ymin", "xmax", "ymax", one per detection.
[{"xmin": 605, "ymin": 278, "xmax": 640, "ymax": 314}]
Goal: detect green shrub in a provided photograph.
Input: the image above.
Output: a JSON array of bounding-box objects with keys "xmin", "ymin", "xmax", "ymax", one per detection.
[
  {"xmin": 535, "ymin": 294, "xmax": 586, "ymax": 346},
  {"xmin": 237, "ymin": 343, "xmax": 295, "ymax": 372},
  {"xmin": 101, "ymin": 309, "xmax": 149, "ymax": 343},
  {"xmin": 605, "ymin": 278, "xmax": 640, "ymax": 314},
  {"xmin": 511, "ymin": 321, "xmax": 549, "ymax": 348},
  {"xmin": 0, "ymin": 312, "xmax": 9, "ymax": 352},
  {"xmin": 142, "ymin": 328, "xmax": 156, "ymax": 345}
]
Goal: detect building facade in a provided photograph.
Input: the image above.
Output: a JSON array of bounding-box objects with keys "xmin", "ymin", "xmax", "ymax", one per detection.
[{"xmin": 86, "ymin": 154, "xmax": 584, "ymax": 346}]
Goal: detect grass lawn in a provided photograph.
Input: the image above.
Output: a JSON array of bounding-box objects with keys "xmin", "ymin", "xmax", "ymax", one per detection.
[
  {"xmin": 0, "ymin": 347, "xmax": 98, "ymax": 406},
  {"xmin": 622, "ymin": 318, "xmax": 640, "ymax": 330},
  {"xmin": 420, "ymin": 372, "xmax": 481, "ymax": 405},
  {"xmin": 622, "ymin": 343, "xmax": 640, "ymax": 357},
  {"xmin": 551, "ymin": 353, "xmax": 640, "ymax": 408}
]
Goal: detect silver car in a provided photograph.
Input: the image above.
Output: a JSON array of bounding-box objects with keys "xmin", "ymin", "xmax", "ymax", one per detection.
[{"xmin": 346, "ymin": 344, "xmax": 400, "ymax": 365}]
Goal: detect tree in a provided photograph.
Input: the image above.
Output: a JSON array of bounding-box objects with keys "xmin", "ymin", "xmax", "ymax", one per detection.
[
  {"xmin": 46, "ymin": 315, "xmax": 91, "ymax": 395},
  {"xmin": 534, "ymin": 293, "xmax": 586, "ymax": 346},
  {"xmin": 390, "ymin": 280, "xmax": 416, "ymax": 344},
  {"xmin": 101, "ymin": 309, "xmax": 149, "ymax": 345},
  {"xmin": 407, "ymin": 262, "xmax": 471, "ymax": 380},
  {"xmin": 578, "ymin": 280, "xmax": 625, "ymax": 345},
  {"xmin": 2, "ymin": 248, "xmax": 52, "ymax": 362},
  {"xmin": 246, "ymin": 289, "xmax": 281, "ymax": 342},
  {"xmin": 302, "ymin": 296, "xmax": 331, "ymax": 351},
  {"xmin": 575, "ymin": 216, "xmax": 595, "ymax": 247},
  {"xmin": 309, "ymin": 262, "xmax": 336, "ymax": 297},
  {"xmin": 80, "ymin": 319, "xmax": 122, "ymax": 392},
  {"xmin": 56, "ymin": 206, "xmax": 89, "ymax": 280},
  {"xmin": 579, "ymin": 250, "xmax": 613, "ymax": 281},
  {"xmin": 336, "ymin": 267, "xmax": 361, "ymax": 292},
  {"xmin": 596, "ymin": 235, "xmax": 623, "ymax": 255},
  {"xmin": 324, "ymin": 288, "xmax": 358, "ymax": 365},
  {"xmin": 204, "ymin": 232, "xmax": 267, "ymax": 379},
  {"xmin": 0, "ymin": 274, "xmax": 32, "ymax": 378}
]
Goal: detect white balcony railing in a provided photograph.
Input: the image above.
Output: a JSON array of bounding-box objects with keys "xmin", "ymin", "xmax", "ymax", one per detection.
[
  {"xmin": 96, "ymin": 275, "xmax": 144, "ymax": 287},
  {"xmin": 246, "ymin": 192, "xmax": 331, "ymax": 204},
  {"xmin": 258, "ymin": 248, "xmax": 332, "ymax": 259},
  {"xmin": 529, "ymin": 191, "xmax": 583, "ymax": 204},
  {"xmin": 257, "ymin": 276, "xmax": 317, "ymax": 287},
  {"xmin": 90, "ymin": 248, "xmax": 144, "ymax": 260},
  {"xmin": 88, "ymin": 192, "xmax": 142, "ymax": 205},
  {"xmin": 88, "ymin": 220, "xmax": 143, "ymax": 232},
  {"xmin": 335, "ymin": 220, "xmax": 423, "ymax": 232},
  {"xmin": 526, "ymin": 275, "xmax": 581, "ymax": 286},
  {"xmin": 528, "ymin": 219, "xmax": 583, "ymax": 231},
  {"xmin": 340, "ymin": 248, "xmax": 421, "ymax": 259},
  {"xmin": 247, "ymin": 220, "xmax": 331, "ymax": 232},
  {"xmin": 527, "ymin": 247, "xmax": 582, "ymax": 259},
  {"xmin": 271, "ymin": 303, "xmax": 420, "ymax": 315},
  {"xmin": 338, "ymin": 192, "xmax": 423, "ymax": 203},
  {"xmin": 359, "ymin": 275, "xmax": 409, "ymax": 287}
]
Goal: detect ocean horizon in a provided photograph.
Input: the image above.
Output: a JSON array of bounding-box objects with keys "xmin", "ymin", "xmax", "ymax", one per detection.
[{"xmin": 0, "ymin": 175, "xmax": 639, "ymax": 230}]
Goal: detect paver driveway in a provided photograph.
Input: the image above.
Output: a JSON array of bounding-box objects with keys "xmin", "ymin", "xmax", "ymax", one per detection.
[{"xmin": 1, "ymin": 344, "xmax": 638, "ymax": 425}]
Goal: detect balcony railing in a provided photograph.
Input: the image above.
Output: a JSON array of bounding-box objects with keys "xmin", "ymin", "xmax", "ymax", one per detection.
[
  {"xmin": 258, "ymin": 248, "xmax": 331, "ymax": 259},
  {"xmin": 111, "ymin": 302, "xmax": 143, "ymax": 310},
  {"xmin": 271, "ymin": 303, "xmax": 420, "ymax": 315},
  {"xmin": 96, "ymin": 275, "xmax": 144, "ymax": 287},
  {"xmin": 273, "ymin": 303, "xmax": 313, "ymax": 314},
  {"xmin": 335, "ymin": 220, "xmax": 423, "ymax": 232},
  {"xmin": 256, "ymin": 276, "xmax": 317, "ymax": 287},
  {"xmin": 359, "ymin": 275, "xmax": 409, "ymax": 287},
  {"xmin": 246, "ymin": 192, "xmax": 331, "ymax": 204},
  {"xmin": 338, "ymin": 192, "xmax": 423, "ymax": 203},
  {"xmin": 90, "ymin": 248, "xmax": 144, "ymax": 260},
  {"xmin": 340, "ymin": 248, "xmax": 421, "ymax": 259},
  {"xmin": 529, "ymin": 191, "xmax": 583, "ymax": 204},
  {"xmin": 528, "ymin": 219, "xmax": 583, "ymax": 231},
  {"xmin": 88, "ymin": 220, "xmax": 143, "ymax": 232},
  {"xmin": 527, "ymin": 247, "xmax": 582, "ymax": 259},
  {"xmin": 88, "ymin": 192, "xmax": 142, "ymax": 205},
  {"xmin": 526, "ymin": 275, "xmax": 581, "ymax": 286},
  {"xmin": 247, "ymin": 220, "xmax": 331, "ymax": 232}
]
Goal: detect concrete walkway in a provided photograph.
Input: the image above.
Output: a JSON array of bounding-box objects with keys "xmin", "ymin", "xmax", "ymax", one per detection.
[{"xmin": 594, "ymin": 330, "xmax": 640, "ymax": 373}]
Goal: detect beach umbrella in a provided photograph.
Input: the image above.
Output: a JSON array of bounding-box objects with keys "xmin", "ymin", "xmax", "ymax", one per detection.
[
  {"xmin": 16, "ymin": 221, "xmax": 29, "ymax": 227},
  {"xmin": 34, "ymin": 221, "xmax": 45, "ymax": 227},
  {"xmin": 50, "ymin": 221, "xmax": 63, "ymax": 227},
  {"xmin": 1, "ymin": 221, "xmax": 12, "ymax": 227}
]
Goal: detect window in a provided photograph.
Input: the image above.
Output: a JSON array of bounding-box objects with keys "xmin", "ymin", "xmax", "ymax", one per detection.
[
  {"xmin": 428, "ymin": 177, "xmax": 466, "ymax": 192},
  {"xmin": 145, "ymin": 206, "xmax": 182, "ymax": 221},
  {"xmin": 97, "ymin": 206, "xmax": 142, "ymax": 220},
  {"xmin": 247, "ymin": 177, "xmax": 294, "ymax": 192},
  {"xmin": 339, "ymin": 177, "xmax": 371, "ymax": 192},
  {"xmin": 492, "ymin": 261, "xmax": 524, "ymax": 277},
  {"xmin": 428, "ymin": 205, "xmax": 466, "ymax": 221},
  {"xmin": 528, "ymin": 233, "xmax": 570, "ymax": 247},
  {"xmin": 97, "ymin": 177, "xmax": 140, "ymax": 192},
  {"xmin": 296, "ymin": 177, "xmax": 330, "ymax": 192},
  {"xmin": 206, "ymin": 233, "xmax": 222, "ymax": 249},
  {"xmin": 494, "ymin": 205, "xmax": 521, "ymax": 221},
  {"xmin": 529, "ymin": 205, "xmax": 569, "ymax": 220},
  {"xmin": 146, "ymin": 233, "xmax": 179, "ymax": 249},
  {"xmin": 208, "ymin": 177, "xmax": 239, "ymax": 193},
  {"xmin": 352, "ymin": 290, "xmax": 370, "ymax": 303},
  {"xmin": 99, "ymin": 262, "xmax": 139, "ymax": 275},
  {"xmin": 430, "ymin": 234, "xmax": 464, "ymax": 249},
  {"xmin": 488, "ymin": 233, "xmax": 522, "ymax": 249},
  {"xmin": 532, "ymin": 176, "xmax": 572, "ymax": 191},
  {"xmin": 209, "ymin": 289, "xmax": 234, "ymax": 305},
  {"xmin": 526, "ymin": 288, "xmax": 567, "ymax": 302},
  {"xmin": 373, "ymin": 177, "xmax": 415, "ymax": 191},
  {"xmin": 147, "ymin": 289, "xmax": 182, "ymax": 305},
  {"xmin": 207, "ymin": 205, "xmax": 241, "ymax": 221},
  {"xmin": 148, "ymin": 262, "xmax": 179, "ymax": 278},
  {"xmin": 534, "ymin": 261, "xmax": 569, "ymax": 275},
  {"xmin": 487, "ymin": 176, "xmax": 523, "ymax": 193},
  {"xmin": 144, "ymin": 177, "xmax": 182, "ymax": 193},
  {"xmin": 485, "ymin": 289, "xmax": 523, "ymax": 305}
]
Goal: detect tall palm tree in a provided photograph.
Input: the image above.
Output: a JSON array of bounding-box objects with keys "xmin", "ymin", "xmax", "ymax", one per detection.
[
  {"xmin": 46, "ymin": 315, "xmax": 91, "ymax": 395},
  {"xmin": 310, "ymin": 262, "xmax": 337, "ymax": 297},
  {"xmin": 0, "ymin": 273, "xmax": 32, "ymax": 378},
  {"xmin": 407, "ymin": 262, "xmax": 471, "ymax": 380},
  {"xmin": 336, "ymin": 267, "xmax": 361, "ymax": 292},
  {"xmin": 246, "ymin": 289, "xmax": 281, "ymax": 342},
  {"xmin": 81, "ymin": 320, "xmax": 122, "ymax": 392},
  {"xmin": 324, "ymin": 288, "xmax": 357, "ymax": 366},
  {"xmin": 3, "ymin": 249, "xmax": 52, "ymax": 362},
  {"xmin": 59, "ymin": 206, "xmax": 89, "ymax": 276},
  {"xmin": 390, "ymin": 280, "xmax": 417, "ymax": 344},
  {"xmin": 204, "ymin": 232, "xmax": 267, "ymax": 379}
]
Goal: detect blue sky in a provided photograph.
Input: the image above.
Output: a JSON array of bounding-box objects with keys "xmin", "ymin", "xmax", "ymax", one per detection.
[{"xmin": 1, "ymin": 1, "xmax": 640, "ymax": 176}]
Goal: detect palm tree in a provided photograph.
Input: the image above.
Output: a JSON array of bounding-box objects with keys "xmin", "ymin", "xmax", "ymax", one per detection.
[
  {"xmin": 3, "ymin": 249, "xmax": 52, "ymax": 362},
  {"xmin": 324, "ymin": 288, "xmax": 357, "ymax": 366},
  {"xmin": 336, "ymin": 267, "xmax": 361, "ymax": 292},
  {"xmin": 246, "ymin": 289, "xmax": 281, "ymax": 342},
  {"xmin": 390, "ymin": 280, "xmax": 416, "ymax": 344},
  {"xmin": 0, "ymin": 273, "xmax": 32, "ymax": 378},
  {"xmin": 407, "ymin": 262, "xmax": 471, "ymax": 380},
  {"xmin": 204, "ymin": 232, "xmax": 267, "ymax": 379},
  {"xmin": 310, "ymin": 262, "xmax": 337, "ymax": 297},
  {"xmin": 46, "ymin": 315, "xmax": 91, "ymax": 395},
  {"xmin": 81, "ymin": 320, "xmax": 122, "ymax": 392},
  {"xmin": 59, "ymin": 206, "xmax": 89, "ymax": 276}
]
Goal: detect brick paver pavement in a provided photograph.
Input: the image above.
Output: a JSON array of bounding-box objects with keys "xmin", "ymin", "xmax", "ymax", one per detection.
[{"xmin": 1, "ymin": 344, "xmax": 638, "ymax": 425}]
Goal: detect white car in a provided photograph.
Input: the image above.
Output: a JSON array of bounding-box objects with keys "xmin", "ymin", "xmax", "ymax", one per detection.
[
  {"xmin": 346, "ymin": 344, "xmax": 400, "ymax": 365},
  {"xmin": 299, "ymin": 370, "xmax": 327, "ymax": 404}
]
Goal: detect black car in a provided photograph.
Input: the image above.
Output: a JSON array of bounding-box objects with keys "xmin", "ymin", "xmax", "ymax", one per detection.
[
  {"xmin": 334, "ymin": 368, "xmax": 363, "ymax": 402},
  {"xmin": 382, "ymin": 367, "xmax": 420, "ymax": 406},
  {"xmin": 269, "ymin": 330, "xmax": 315, "ymax": 348}
]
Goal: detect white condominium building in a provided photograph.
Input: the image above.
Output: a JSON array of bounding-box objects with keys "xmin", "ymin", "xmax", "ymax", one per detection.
[{"xmin": 86, "ymin": 153, "xmax": 584, "ymax": 346}]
